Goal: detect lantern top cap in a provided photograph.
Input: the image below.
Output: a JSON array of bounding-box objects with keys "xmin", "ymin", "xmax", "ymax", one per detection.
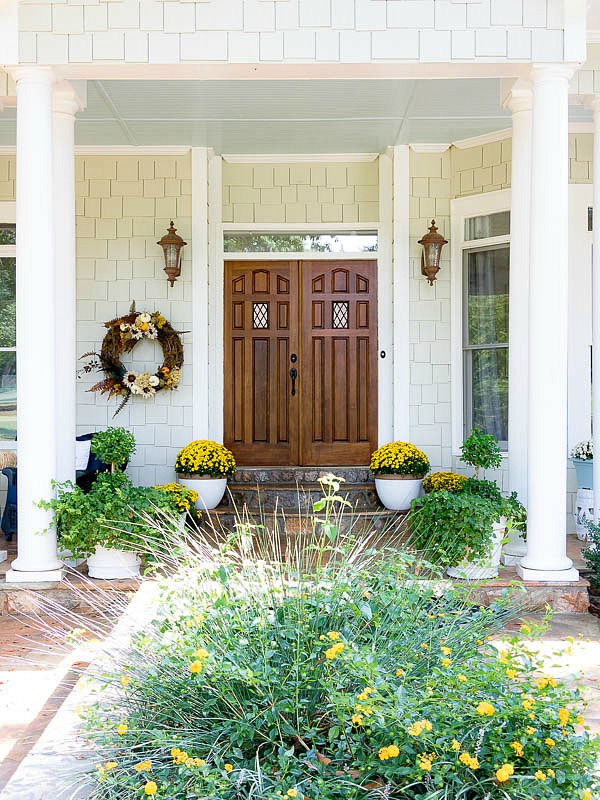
[
  {"xmin": 157, "ymin": 221, "xmax": 187, "ymax": 247},
  {"xmin": 418, "ymin": 219, "xmax": 448, "ymax": 247}
]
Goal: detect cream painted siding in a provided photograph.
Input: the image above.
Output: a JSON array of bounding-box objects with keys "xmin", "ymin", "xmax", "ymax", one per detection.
[
  {"xmin": 75, "ymin": 154, "xmax": 193, "ymax": 487},
  {"xmin": 0, "ymin": 157, "xmax": 15, "ymax": 200},
  {"xmin": 569, "ymin": 133, "xmax": 593, "ymax": 183},
  {"xmin": 408, "ymin": 149, "xmax": 451, "ymax": 472},
  {"xmin": 452, "ymin": 133, "xmax": 593, "ymax": 200},
  {"xmin": 222, "ymin": 161, "xmax": 379, "ymax": 225},
  {"xmin": 451, "ymin": 139, "xmax": 512, "ymax": 198}
]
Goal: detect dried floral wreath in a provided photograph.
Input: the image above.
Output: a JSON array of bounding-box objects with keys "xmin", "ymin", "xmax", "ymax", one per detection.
[{"xmin": 80, "ymin": 301, "xmax": 184, "ymax": 416}]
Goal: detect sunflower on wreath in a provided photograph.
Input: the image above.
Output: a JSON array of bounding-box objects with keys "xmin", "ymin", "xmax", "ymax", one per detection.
[{"xmin": 79, "ymin": 301, "xmax": 185, "ymax": 416}]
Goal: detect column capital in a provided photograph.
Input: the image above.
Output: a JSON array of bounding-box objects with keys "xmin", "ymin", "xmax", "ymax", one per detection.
[
  {"xmin": 9, "ymin": 65, "xmax": 57, "ymax": 86},
  {"xmin": 53, "ymin": 80, "xmax": 86, "ymax": 116},
  {"xmin": 502, "ymin": 78, "xmax": 533, "ymax": 114},
  {"xmin": 530, "ymin": 63, "xmax": 578, "ymax": 85}
]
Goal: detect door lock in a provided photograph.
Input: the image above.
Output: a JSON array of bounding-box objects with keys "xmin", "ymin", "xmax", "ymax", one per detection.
[{"xmin": 290, "ymin": 367, "xmax": 298, "ymax": 396}]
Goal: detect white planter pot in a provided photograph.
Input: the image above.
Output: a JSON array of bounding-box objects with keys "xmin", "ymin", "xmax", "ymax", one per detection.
[
  {"xmin": 177, "ymin": 475, "xmax": 227, "ymax": 510},
  {"xmin": 374, "ymin": 476, "xmax": 423, "ymax": 511},
  {"xmin": 574, "ymin": 488, "xmax": 594, "ymax": 541},
  {"xmin": 59, "ymin": 548, "xmax": 86, "ymax": 568},
  {"xmin": 447, "ymin": 519, "xmax": 506, "ymax": 581},
  {"xmin": 87, "ymin": 546, "xmax": 141, "ymax": 580}
]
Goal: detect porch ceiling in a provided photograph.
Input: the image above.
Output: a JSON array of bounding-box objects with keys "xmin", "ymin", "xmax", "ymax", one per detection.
[{"xmin": 0, "ymin": 77, "xmax": 592, "ymax": 152}]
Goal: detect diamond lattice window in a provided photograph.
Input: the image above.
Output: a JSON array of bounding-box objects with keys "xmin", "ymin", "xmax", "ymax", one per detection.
[
  {"xmin": 332, "ymin": 301, "xmax": 349, "ymax": 329},
  {"xmin": 253, "ymin": 302, "xmax": 269, "ymax": 329}
]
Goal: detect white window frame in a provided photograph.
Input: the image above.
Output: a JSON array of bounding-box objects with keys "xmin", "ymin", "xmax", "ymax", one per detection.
[
  {"xmin": 450, "ymin": 189, "xmax": 511, "ymax": 456},
  {"xmin": 0, "ymin": 201, "xmax": 16, "ymax": 450}
]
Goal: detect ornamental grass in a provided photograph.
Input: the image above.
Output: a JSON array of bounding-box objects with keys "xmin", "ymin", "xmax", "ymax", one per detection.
[{"xmin": 51, "ymin": 476, "xmax": 598, "ymax": 800}]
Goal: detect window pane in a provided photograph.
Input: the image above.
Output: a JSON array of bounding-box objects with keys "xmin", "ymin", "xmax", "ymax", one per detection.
[
  {"xmin": 466, "ymin": 247, "xmax": 509, "ymax": 345},
  {"xmin": 0, "ymin": 224, "xmax": 15, "ymax": 245},
  {"xmin": 470, "ymin": 347, "xmax": 508, "ymax": 444},
  {"xmin": 0, "ymin": 351, "xmax": 16, "ymax": 441},
  {"xmin": 223, "ymin": 233, "xmax": 377, "ymax": 253},
  {"xmin": 0, "ymin": 257, "xmax": 16, "ymax": 348},
  {"xmin": 464, "ymin": 211, "xmax": 510, "ymax": 241}
]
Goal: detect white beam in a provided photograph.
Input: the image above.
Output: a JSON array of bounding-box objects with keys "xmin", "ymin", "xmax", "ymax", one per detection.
[{"xmin": 590, "ymin": 96, "xmax": 600, "ymax": 523}]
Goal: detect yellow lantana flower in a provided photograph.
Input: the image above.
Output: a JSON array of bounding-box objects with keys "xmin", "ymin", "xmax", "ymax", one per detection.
[
  {"xmin": 224, "ymin": 763, "xmax": 233, "ymax": 772},
  {"xmin": 134, "ymin": 761, "xmax": 152, "ymax": 772},
  {"xmin": 476, "ymin": 702, "xmax": 495, "ymax": 716},
  {"xmin": 116, "ymin": 722, "xmax": 128, "ymax": 735},
  {"xmin": 144, "ymin": 782, "xmax": 158, "ymax": 796}
]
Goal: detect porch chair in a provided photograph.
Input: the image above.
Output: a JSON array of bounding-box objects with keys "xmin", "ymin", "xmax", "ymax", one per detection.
[{"xmin": 0, "ymin": 433, "xmax": 114, "ymax": 541}]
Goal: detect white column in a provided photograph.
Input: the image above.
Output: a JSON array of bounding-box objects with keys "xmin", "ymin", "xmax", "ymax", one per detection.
[
  {"xmin": 7, "ymin": 67, "xmax": 63, "ymax": 582},
  {"xmin": 53, "ymin": 85, "xmax": 80, "ymax": 484},
  {"xmin": 503, "ymin": 81, "xmax": 532, "ymax": 564},
  {"xmin": 591, "ymin": 96, "xmax": 600, "ymax": 523},
  {"xmin": 517, "ymin": 65, "xmax": 578, "ymax": 581}
]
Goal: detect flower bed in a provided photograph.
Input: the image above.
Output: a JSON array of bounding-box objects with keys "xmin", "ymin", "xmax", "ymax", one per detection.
[{"xmin": 80, "ymin": 510, "xmax": 598, "ymax": 800}]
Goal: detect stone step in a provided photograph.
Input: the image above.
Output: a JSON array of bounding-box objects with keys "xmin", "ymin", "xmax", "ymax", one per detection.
[
  {"xmin": 223, "ymin": 465, "xmax": 379, "ymax": 510},
  {"xmin": 230, "ymin": 466, "xmax": 374, "ymax": 484},
  {"xmin": 221, "ymin": 483, "xmax": 381, "ymax": 511}
]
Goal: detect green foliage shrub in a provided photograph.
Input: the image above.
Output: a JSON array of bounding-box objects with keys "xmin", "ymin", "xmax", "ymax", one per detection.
[{"xmin": 81, "ymin": 511, "xmax": 598, "ymax": 800}]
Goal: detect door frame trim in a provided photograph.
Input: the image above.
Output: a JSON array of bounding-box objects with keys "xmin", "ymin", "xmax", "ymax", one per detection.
[{"xmin": 195, "ymin": 152, "xmax": 398, "ymax": 450}]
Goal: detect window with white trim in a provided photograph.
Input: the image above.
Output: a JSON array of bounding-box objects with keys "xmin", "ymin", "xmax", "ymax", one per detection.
[
  {"xmin": 0, "ymin": 223, "xmax": 16, "ymax": 442},
  {"xmin": 462, "ymin": 211, "xmax": 510, "ymax": 449}
]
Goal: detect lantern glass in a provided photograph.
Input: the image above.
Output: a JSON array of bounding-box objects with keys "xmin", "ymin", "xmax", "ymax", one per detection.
[{"xmin": 165, "ymin": 243, "xmax": 180, "ymax": 269}]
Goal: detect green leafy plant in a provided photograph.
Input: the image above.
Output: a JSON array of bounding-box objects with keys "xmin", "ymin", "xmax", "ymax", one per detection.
[
  {"xmin": 76, "ymin": 487, "xmax": 598, "ymax": 800},
  {"xmin": 460, "ymin": 428, "xmax": 502, "ymax": 479},
  {"xmin": 90, "ymin": 427, "xmax": 136, "ymax": 473},
  {"xmin": 41, "ymin": 472, "xmax": 177, "ymax": 559},
  {"xmin": 409, "ymin": 490, "xmax": 501, "ymax": 568},
  {"xmin": 583, "ymin": 520, "xmax": 600, "ymax": 593}
]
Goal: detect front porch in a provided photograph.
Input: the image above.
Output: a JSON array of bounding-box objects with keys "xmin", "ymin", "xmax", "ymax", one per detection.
[{"xmin": 1, "ymin": 61, "xmax": 600, "ymax": 588}]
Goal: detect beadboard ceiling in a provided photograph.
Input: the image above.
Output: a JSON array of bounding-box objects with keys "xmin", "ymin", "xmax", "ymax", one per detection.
[{"xmin": 0, "ymin": 77, "xmax": 592, "ymax": 151}]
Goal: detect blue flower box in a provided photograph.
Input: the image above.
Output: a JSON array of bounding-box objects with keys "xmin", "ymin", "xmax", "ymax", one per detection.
[{"xmin": 572, "ymin": 458, "xmax": 594, "ymax": 490}]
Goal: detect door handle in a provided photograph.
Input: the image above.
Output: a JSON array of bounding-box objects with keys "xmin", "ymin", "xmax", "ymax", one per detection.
[{"xmin": 290, "ymin": 367, "xmax": 298, "ymax": 396}]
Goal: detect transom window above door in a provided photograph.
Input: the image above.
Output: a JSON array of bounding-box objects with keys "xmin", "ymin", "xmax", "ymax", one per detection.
[{"xmin": 223, "ymin": 232, "xmax": 378, "ymax": 253}]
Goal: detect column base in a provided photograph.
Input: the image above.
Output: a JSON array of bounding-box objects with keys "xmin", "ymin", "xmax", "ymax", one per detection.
[
  {"xmin": 5, "ymin": 567, "xmax": 64, "ymax": 583},
  {"xmin": 502, "ymin": 552, "xmax": 524, "ymax": 566},
  {"xmin": 516, "ymin": 564, "xmax": 579, "ymax": 582}
]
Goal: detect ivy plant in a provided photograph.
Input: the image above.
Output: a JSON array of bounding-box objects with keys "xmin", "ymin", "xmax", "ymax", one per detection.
[
  {"xmin": 90, "ymin": 427, "xmax": 136, "ymax": 473},
  {"xmin": 460, "ymin": 427, "xmax": 502, "ymax": 479},
  {"xmin": 41, "ymin": 472, "xmax": 175, "ymax": 559},
  {"xmin": 409, "ymin": 490, "xmax": 501, "ymax": 567}
]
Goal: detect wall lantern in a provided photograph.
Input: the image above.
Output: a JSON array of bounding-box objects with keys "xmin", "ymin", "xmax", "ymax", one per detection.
[
  {"xmin": 158, "ymin": 221, "xmax": 187, "ymax": 286},
  {"xmin": 418, "ymin": 219, "xmax": 447, "ymax": 286}
]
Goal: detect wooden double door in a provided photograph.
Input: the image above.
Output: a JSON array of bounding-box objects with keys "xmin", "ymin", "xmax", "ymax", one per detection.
[{"xmin": 224, "ymin": 260, "xmax": 378, "ymax": 466}]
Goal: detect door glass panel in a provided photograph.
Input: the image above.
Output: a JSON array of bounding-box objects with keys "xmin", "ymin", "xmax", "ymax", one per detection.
[
  {"xmin": 0, "ymin": 351, "xmax": 16, "ymax": 441},
  {"xmin": 466, "ymin": 247, "xmax": 509, "ymax": 346},
  {"xmin": 332, "ymin": 301, "xmax": 349, "ymax": 329},
  {"xmin": 252, "ymin": 302, "xmax": 269, "ymax": 329}
]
